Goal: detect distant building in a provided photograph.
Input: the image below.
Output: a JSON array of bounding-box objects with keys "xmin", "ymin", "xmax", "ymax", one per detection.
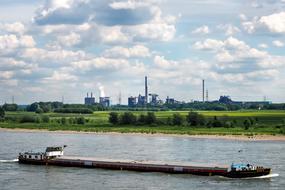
[
  {"xmin": 100, "ymin": 97, "xmax": 110, "ymax": 107},
  {"xmin": 85, "ymin": 93, "xmax": 95, "ymax": 105},
  {"xmin": 166, "ymin": 96, "xmax": 175, "ymax": 104},
  {"xmin": 137, "ymin": 94, "xmax": 146, "ymax": 106},
  {"xmin": 128, "ymin": 96, "xmax": 137, "ymax": 107}
]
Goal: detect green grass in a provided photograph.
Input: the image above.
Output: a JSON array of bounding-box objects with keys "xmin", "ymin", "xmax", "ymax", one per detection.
[{"xmin": 1, "ymin": 110, "xmax": 285, "ymax": 136}]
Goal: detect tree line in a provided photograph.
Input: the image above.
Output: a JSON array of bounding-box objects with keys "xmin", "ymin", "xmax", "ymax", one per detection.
[{"xmin": 108, "ymin": 111, "xmax": 255, "ymax": 129}]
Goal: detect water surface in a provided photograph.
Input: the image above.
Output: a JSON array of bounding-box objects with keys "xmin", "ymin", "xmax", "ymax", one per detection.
[{"xmin": 0, "ymin": 131, "xmax": 284, "ymax": 190}]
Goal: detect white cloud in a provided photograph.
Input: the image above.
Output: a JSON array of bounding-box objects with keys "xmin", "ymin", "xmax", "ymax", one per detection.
[
  {"xmin": 243, "ymin": 12, "xmax": 285, "ymax": 34},
  {"xmin": 57, "ymin": 32, "xmax": 81, "ymax": 47},
  {"xmin": 258, "ymin": 43, "xmax": 268, "ymax": 48},
  {"xmin": 272, "ymin": 40, "xmax": 284, "ymax": 47},
  {"xmin": 192, "ymin": 25, "xmax": 210, "ymax": 35},
  {"xmin": 103, "ymin": 45, "xmax": 151, "ymax": 58},
  {"xmin": 217, "ymin": 24, "xmax": 240, "ymax": 36},
  {"xmin": 0, "ymin": 34, "xmax": 36, "ymax": 55},
  {"xmin": 0, "ymin": 22, "xmax": 26, "ymax": 34},
  {"xmin": 193, "ymin": 39, "xmax": 224, "ymax": 51}
]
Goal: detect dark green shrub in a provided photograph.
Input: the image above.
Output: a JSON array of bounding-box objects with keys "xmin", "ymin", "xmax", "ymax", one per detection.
[
  {"xmin": 20, "ymin": 115, "xmax": 37, "ymax": 123},
  {"xmin": 119, "ymin": 112, "xmax": 137, "ymax": 125},
  {"xmin": 41, "ymin": 115, "xmax": 50, "ymax": 123},
  {"xmin": 172, "ymin": 113, "xmax": 183, "ymax": 126},
  {"xmin": 109, "ymin": 112, "xmax": 119, "ymax": 124}
]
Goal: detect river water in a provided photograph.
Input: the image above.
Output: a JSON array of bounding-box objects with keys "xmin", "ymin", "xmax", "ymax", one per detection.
[{"xmin": 0, "ymin": 131, "xmax": 284, "ymax": 190}]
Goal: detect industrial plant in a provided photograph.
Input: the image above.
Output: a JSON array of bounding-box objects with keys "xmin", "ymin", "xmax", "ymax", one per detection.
[{"xmin": 84, "ymin": 76, "xmax": 271, "ymax": 108}]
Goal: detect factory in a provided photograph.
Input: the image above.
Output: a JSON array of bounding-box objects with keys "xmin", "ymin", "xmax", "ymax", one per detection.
[
  {"xmin": 84, "ymin": 92, "xmax": 110, "ymax": 107},
  {"xmin": 84, "ymin": 92, "xmax": 95, "ymax": 105}
]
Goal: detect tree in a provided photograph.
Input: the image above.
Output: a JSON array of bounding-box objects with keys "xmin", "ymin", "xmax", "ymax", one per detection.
[
  {"xmin": 172, "ymin": 113, "xmax": 183, "ymax": 126},
  {"xmin": 3, "ymin": 103, "xmax": 18, "ymax": 111},
  {"xmin": 0, "ymin": 106, "xmax": 5, "ymax": 118},
  {"xmin": 243, "ymin": 119, "xmax": 251, "ymax": 130},
  {"xmin": 76, "ymin": 117, "xmax": 85, "ymax": 125},
  {"xmin": 35, "ymin": 108, "xmax": 44, "ymax": 114},
  {"xmin": 109, "ymin": 112, "xmax": 119, "ymax": 125},
  {"xmin": 120, "ymin": 112, "xmax": 137, "ymax": 125},
  {"xmin": 146, "ymin": 112, "xmax": 156, "ymax": 124},
  {"xmin": 186, "ymin": 111, "xmax": 205, "ymax": 126}
]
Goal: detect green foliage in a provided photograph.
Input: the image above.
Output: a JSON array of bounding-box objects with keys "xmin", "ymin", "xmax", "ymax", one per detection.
[
  {"xmin": 76, "ymin": 117, "xmax": 85, "ymax": 125},
  {"xmin": 27, "ymin": 102, "xmax": 63, "ymax": 112},
  {"xmin": 243, "ymin": 119, "xmax": 251, "ymax": 130},
  {"xmin": 3, "ymin": 104, "xmax": 18, "ymax": 111},
  {"xmin": 119, "ymin": 112, "xmax": 137, "ymax": 125},
  {"xmin": 20, "ymin": 115, "xmax": 38, "ymax": 123},
  {"xmin": 146, "ymin": 112, "xmax": 156, "ymax": 124},
  {"xmin": 61, "ymin": 117, "xmax": 67, "ymax": 125},
  {"xmin": 211, "ymin": 116, "xmax": 224, "ymax": 128},
  {"xmin": 186, "ymin": 111, "xmax": 205, "ymax": 126},
  {"xmin": 54, "ymin": 108, "xmax": 93, "ymax": 114},
  {"xmin": 172, "ymin": 113, "xmax": 184, "ymax": 126},
  {"xmin": 35, "ymin": 108, "xmax": 44, "ymax": 114},
  {"xmin": 0, "ymin": 106, "xmax": 5, "ymax": 119},
  {"xmin": 109, "ymin": 112, "xmax": 119, "ymax": 125},
  {"xmin": 41, "ymin": 115, "xmax": 50, "ymax": 123}
]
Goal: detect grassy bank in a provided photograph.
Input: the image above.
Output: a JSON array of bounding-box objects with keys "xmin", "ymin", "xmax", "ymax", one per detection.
[{"xmin": 1, "ymin": 110, "xmax": 285, "ymax": 136}]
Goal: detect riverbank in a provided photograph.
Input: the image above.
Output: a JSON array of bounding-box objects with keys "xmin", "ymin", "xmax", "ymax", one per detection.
[{"xmin": 1, "ymin": 127, "xmax": 285, "ymax": 141}]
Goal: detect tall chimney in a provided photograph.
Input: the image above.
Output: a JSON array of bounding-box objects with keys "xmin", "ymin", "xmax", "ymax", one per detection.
[
  {"xmin": 202, "ymin": 79, "xmax": 205, "ymax": 103},
  {"xmin": 145, "ymin": 76, "xmax": 148, "ymax": 105},
  {"xmin": 91, "ymin": 92, "xmax": 93, "ymax": 98},
  {"xmin": 87, "ymin": 92, "xmax": 89, "ymax": 98}
]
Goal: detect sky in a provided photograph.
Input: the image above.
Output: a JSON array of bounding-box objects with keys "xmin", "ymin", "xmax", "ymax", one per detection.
[{"xmin": 1, "ymin": 0, "xmax": 285, "ymax": 104}]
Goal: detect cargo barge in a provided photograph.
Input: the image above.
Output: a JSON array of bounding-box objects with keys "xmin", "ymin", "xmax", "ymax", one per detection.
[{"xmin": 18, "ymin": 146, "xmax": 271, "ymax": 178}]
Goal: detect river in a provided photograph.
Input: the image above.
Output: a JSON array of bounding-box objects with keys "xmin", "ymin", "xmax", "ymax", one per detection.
[{"xmin": 0, "ymin": 131, "xmax": 284, "ymax": 190}]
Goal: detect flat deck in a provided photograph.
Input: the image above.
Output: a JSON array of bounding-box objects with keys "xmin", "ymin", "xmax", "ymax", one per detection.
[{"xmin": 46, "ymin": 156, "xmax": 228, "ymax": 175}]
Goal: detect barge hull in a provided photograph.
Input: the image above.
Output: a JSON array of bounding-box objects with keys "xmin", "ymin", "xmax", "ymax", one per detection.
[{"xmin": 19, "ymin": 156, "xmax": 228, "ymax": 176}]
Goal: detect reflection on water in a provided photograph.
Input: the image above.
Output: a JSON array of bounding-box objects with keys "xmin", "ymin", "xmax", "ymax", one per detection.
[{"xmin": 0, "ymin": 131, "xmax": 284, "ymax": 190}]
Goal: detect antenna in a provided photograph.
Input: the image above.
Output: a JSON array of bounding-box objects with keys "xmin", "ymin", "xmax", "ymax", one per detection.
[
  {"xmin": 118, "ymin": 91, "xmax": 122, "ymax": 105},
  {"xmin": 202, "ymin": 79, "xmax": 205, "ymax": 103}
]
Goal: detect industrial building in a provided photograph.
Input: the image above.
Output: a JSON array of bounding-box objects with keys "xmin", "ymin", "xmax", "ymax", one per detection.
[
  {"xmin": 128, "ymin": 96, "xmax": 137, "ymax": 107},
  {"xmin": 100, "ymin": 97, "xmax": 110, "ymax": 107},
  {"xmin": 84, "ymin": 93, "xmax": 95, "ymax": 105}
]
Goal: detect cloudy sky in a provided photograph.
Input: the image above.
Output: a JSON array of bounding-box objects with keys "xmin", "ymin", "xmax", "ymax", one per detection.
[{"xmin": 1, "ymin": 0, "xmax": 285, "ymax": 104}]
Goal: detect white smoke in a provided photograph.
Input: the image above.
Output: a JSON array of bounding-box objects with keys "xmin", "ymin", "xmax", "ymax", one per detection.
[{"xmin": 98, "ymin": 83, "xmax": 105, "ymax": 97}]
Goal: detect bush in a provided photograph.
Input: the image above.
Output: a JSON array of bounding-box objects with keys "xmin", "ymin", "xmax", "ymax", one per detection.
[
  {"xmin": 41, "ymin": 115, "xmax": 50, "ymax": 123},
  {"xmin": 20, "ymin": 115, "xmax": 37, "ymax": 123},
  {"xmin": 76, "ymin": 117, "xmax": 85, "ymax": 125},
  {"xmin": 211, "ymin": 116, "xmax": 223, "ymax": 127},
  {"xmin": 145, "ymin": 112, "xmax": 156, "ymax": 124},
  {"xmin": 0, "ymin": 107, "xmax": 5, "ymax": 119},
  {"xmin": 243, "ymin": 119, "xmax": 251, "ymax": 130},
  {"xmin": 109, "ymin": 112, "xmax": 119, "ymax": 125},
  {"xmin": 119, "ymin": 112, "xmax": 137, "ymax": 125},
  {"xmin": 172, "ymin": 113, "xmax": 183, "ymax": 126},
  {"xmin": 138, "ymin": 114, "xmax": 146, "ymax": 125},
  {"xmin": 35, "ymin": 108, "xmax": 44, "ymax": 114},
  {"xmin": 61, "ymin": 117, "xmax": 67, "ymax": 125},
  {"xmin": 2, "ymin": 104, "xmax": 18, "ymax": 111},
  {"xmin": 186, "ymin": 111, "xmax": 205, "ymax": 126}
]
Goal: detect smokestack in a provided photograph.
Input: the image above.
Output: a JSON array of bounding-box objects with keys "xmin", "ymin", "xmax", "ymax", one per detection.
[
  {"xmin": 87, "ymin": 92, "xmax": 89, "ymax": 98},
  {"xmin": 145, "ymin": 76, "xmax": 148, "ymax": 105},
  {"xmin": 91, "ymin": 92, "xmax": 93, "ymax": 98},
  {"xmin": 202, "ymin": 79, "xmax": 205, "ymax": 103}
]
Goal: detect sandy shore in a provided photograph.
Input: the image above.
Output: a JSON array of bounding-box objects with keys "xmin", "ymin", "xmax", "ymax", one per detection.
[{"xmin": 1, "ymin": 128, "xmax": 285, "ymax": 141}]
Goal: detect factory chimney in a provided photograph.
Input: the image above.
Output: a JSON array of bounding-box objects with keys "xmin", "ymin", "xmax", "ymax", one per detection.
[
  {"xmin": 145, "ymin": 76, "xmax": 148, "ymax": 105},
  {"xmin": 202, "ymin": 79, "xmax": 205, "ymax": 103}
]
